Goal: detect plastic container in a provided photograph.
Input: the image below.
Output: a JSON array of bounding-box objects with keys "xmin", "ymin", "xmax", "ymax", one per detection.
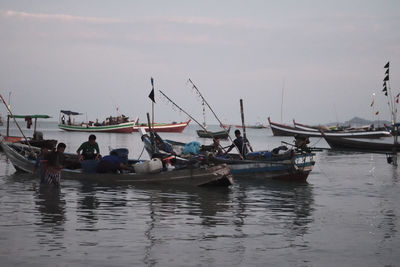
[{"xmin": 134, "ymin": 158, "xmax": 163, "ymax": 174}]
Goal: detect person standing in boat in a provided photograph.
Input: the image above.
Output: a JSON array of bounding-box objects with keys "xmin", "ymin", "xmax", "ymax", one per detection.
[
  {"xmin": 225, "ymin": 129, "xmax": 253, "ymax": 158},
  {"xmin": 43, "ymin": 142, "xmax": 66, "ymax": 186},
  {"xmin": 77, "ymin": 134, "xmax": 101, "ymax": 161}
]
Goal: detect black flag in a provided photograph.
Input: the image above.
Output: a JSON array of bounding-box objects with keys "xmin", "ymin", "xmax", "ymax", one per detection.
[
  {"xmin": 385, "ymin": 68, "xmax": 389, "ymax": 75},
  {"xmin": 149, "ymin": 77, "xmax": 155, "ymax": 103},
  {"xmin": 384, "ymin": 62, "xmax": 390, "ymax": 68},
  {"xmin": 384, "ymin": 75, "xmax": 389, "ymax": 81}
]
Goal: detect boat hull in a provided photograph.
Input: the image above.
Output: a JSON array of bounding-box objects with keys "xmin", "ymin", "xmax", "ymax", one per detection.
[
  {"xmin": 323, "ymin": 136, "xmax": 400, "ymax": 152},
  {"xmin": 0, "ymin": 141, "xmax": 233, "ymax": 187},
  {"xmin": 214, "ymin": 153, "xmax": 315, "ymax": 182},
  {"xmin": 58, "ymin": 122, "xmax": 136, "ymax": 133},
  {"xmin": 132, "ymin": 120, "xmax": 190, "ymax": 133},
  {"xmin": 268, "ymin": 118, "xmax": 391, "ymax": 138},
  {"xmin": 196, "ymin": 127, "xmax": 230, "ymax": 139}
]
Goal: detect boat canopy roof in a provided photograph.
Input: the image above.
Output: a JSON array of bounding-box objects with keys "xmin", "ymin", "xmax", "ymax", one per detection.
[
  {"xmin": 60, "ymin": 110, "xmax": 82, "ymax": 116},
  {"xmin": 8, "ymin": 114, "xmax": 51, "ymax": 119}
]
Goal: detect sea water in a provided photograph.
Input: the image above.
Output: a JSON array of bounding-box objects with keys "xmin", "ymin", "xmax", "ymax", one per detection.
[{"xmin": 0, "ymin": 122, "xmax": 399, "ymax": 266}]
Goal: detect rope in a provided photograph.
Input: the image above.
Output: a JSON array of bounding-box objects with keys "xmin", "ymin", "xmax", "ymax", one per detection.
[{"xmin": 137, "ymin": 145, "xmax": 145, "ymax": 160}]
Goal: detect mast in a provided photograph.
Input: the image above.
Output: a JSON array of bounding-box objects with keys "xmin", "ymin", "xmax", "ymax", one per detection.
[
  {"xmin": 280, "ymin": 79, "xmax": 284, "ymax": 123},
  {"xmin": 383, "ymin": 61, "xmax": 397, "ymax": 166}
]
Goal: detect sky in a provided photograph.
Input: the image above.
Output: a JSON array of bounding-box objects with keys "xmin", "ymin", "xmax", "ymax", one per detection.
[{"xmin": 0, "ymin": 0, "xmax": 399, "ymax": 125}]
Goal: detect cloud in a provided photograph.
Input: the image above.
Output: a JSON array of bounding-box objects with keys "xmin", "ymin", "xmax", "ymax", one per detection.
[{"xmin": 0, "ymin": 10, "xmax": 126, "ymax": 24}]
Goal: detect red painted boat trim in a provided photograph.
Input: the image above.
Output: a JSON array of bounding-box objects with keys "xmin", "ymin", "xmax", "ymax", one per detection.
[{"xmin": 132, "ymin": 120, "xmax": 191, "ymax": 133}]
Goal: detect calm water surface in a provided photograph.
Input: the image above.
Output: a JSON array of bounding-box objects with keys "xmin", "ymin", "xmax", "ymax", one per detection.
[{"xmin": 0, "ymin": 122, "xmax": 399, "ymax": 266}]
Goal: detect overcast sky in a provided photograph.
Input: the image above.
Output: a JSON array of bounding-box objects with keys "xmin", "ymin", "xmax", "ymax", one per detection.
[{"xmin": 0, "ymin": 0, "xmax": 399, "ymax": 125}]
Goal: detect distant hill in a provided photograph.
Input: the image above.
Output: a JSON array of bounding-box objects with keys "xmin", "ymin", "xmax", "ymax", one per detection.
[{"xmin": 327, "ymin": 117, "xmax": 390, "ymax": 127}]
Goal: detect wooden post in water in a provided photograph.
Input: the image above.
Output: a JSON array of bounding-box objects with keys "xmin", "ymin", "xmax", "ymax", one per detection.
[
  {"xmin": 240, "ymin": 99, "xmax": 253, "ymax": 153},
  {"xmin": 146, "ymin": 112, "xmax": 155, "ymax": 153},
  {"xmin": 240, "ymin": 99, "xmax": 247, "ymax": 141}
]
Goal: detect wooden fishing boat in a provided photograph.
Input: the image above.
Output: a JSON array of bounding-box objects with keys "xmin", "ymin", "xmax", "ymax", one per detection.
[
  {"xmin": 268, "ymin": 117, "xmax": 391, "ymax": 138},
  {"xmin": 132, "ymin": 119, "xmax": 191, "ymax": 133},
  {"xmin": 293, "ymin": 119, "xmax": 325, "ymax": 132},
  {"xmin": 140, "ymin": 128, "xmax": 315, "ymax": 182},
  {"xmin": 221, "ymin": 123, "xmax": 268, "ymax": 129},
  {"xmin": 0, "ymin": 141, "xmax": 233, "ymax": 187},
  {"xmin": 196, "ymin": 126, "xmax": 231, "ymax": 139},
  {"xmin": 0, "ymin": 114, "xmax": 56, "ymax": 148},
  {"xmin": 234, "ymin": 123, "xmax": 268, "ymax": 129},
  {"xmin": 323, "ymin": 135, "xmax": 400, "ymax": 152},
  {"xmin": 58, "ymin": 110, "xmax": 139, "ymax": 133}
]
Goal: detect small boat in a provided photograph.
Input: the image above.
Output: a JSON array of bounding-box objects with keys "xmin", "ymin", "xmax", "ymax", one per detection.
[
  {"xmin": 58, "ymin": 110, "xmax": 139, "ymax": 133},
  {"xmin": 196, "ymin": 99, "xmax": 229, "ymax": 138},
  {"xmin": 221, "ymin": 123, "xmax": 268, "ymax": 129},
  {"xmin": 268, "ymin": 117, "xmax": 391, "ymax": 139},
  {"xmin": 132, "ymin": 119, "xmax": 191, "ymax": 133},
  {"xmin": 0, "ymin": 140, "xmax": 233, "ymax": 187},
  {"xmin": 1, "ymin": 114, "xmax": 56, "ymax": 148},
  {"xmin": 234, "ymin": 123, "xmax": 268, "ymax": 129},
  {"xmin": 323, "ymin": 135, "xmax": 400, "ymax": 152},
  {"xmin": 196, "ymin": 126, "xmax": 231, "ymax": 139},
  {"xmin": 140, "ymin": 129, "xmax": 316, "ymax": 182}
]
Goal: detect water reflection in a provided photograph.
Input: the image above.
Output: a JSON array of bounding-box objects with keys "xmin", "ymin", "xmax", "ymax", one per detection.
[
  {"xmin": 36, "ymin": 185, "xmax": 66, "ymax": 226},
  {"xmin": 235, "ymin": 180, "xmax": 315, "ymax": 238},
  {"xmin": 34, "ymin": 184, "xmax": 66, "ymax": 251},
  {"xmin": 76, "ymin": 182, "xmax": 100, "ymax": 228},
  {"xmin": 138, "ymin": 185, "xmax": 233, "ymax": 265}
]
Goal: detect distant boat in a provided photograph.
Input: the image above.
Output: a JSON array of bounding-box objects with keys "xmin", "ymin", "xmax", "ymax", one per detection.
[
  {"xmin": 133, "ymin": 119, "xmax": 191, "ymax": 133},
  {"xmin": 268, "ymin": 117, "xmax": 391, "ymax": 138},
  {"xmin": 221, "ymin": 123, "xmax": 268, "ymax": 129},
  {"xmin": 197, "ymin": 126, "xmax": 231, "ymax": 139},
  {"xmin": 58, "ymin": 110, "xmax": 139, "ymax": 133},
  {"xmin": 235, "ymin": 122, "xmax": 268, "ymax": 129},
  {"xmin": 194, "ymin": 99, "xmax": 229, "ymax": 139}
]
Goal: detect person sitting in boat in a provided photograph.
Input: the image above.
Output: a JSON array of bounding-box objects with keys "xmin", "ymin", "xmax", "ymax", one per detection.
[
  {"xmin": 225, "ymin": 129, "xmax": 253, "ymax": 159},
  {"xmin": 294, "ymin": 134, "xmax": 310, "ymax": 151},
  {"xmin": 43, "ymin": 142, "xmax": 66, "ymax": 186},
  {"xmin": 201, "ymin": 138, "xmax": 224, "ymax": 156},
  {"xmin": 96, "ymin": 150, "xmax": 134, "ymax": 173},
  {"xmin": 94, "ymin": 119, "xmax": 102, "ymax": 126},
  {"xmin": 77, "ymin": 134, "xmax": 101, "ymax": 161}
]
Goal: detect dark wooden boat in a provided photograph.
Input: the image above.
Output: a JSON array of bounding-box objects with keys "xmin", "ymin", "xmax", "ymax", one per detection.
[
  {"xmin": 139, "ymin": 128, "xmax": 316, "ymax": 182},
  {"xmin": 323, "ymin": 135, "xmax": 400, "ymax": 152},
  {"xmin": 0, "ymin": 114, "xmax": 57, "ymax": 150},
  {"xmin": 268, "ymin": 117, "xmax": 391, "ymax": 138},
  {"xmin": 196, "ymin": 126, "xmax": 231, "ymax": 139},
  {"xmin": 0, "ymin": 141, "xmax": 233, "ymax": 187}
]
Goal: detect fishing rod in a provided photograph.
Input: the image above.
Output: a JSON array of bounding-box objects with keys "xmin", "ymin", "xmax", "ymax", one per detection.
[
  {"xmin": 0, "ymin": 94, "xmax": 36, "ymax": 157},
  {"xmin": 187, "ymin": 79, "xmax": 243, "ymax": 156},
  {"xmin": 159, "ymin": 90, "xmax": 237, "ymax": 157}
]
